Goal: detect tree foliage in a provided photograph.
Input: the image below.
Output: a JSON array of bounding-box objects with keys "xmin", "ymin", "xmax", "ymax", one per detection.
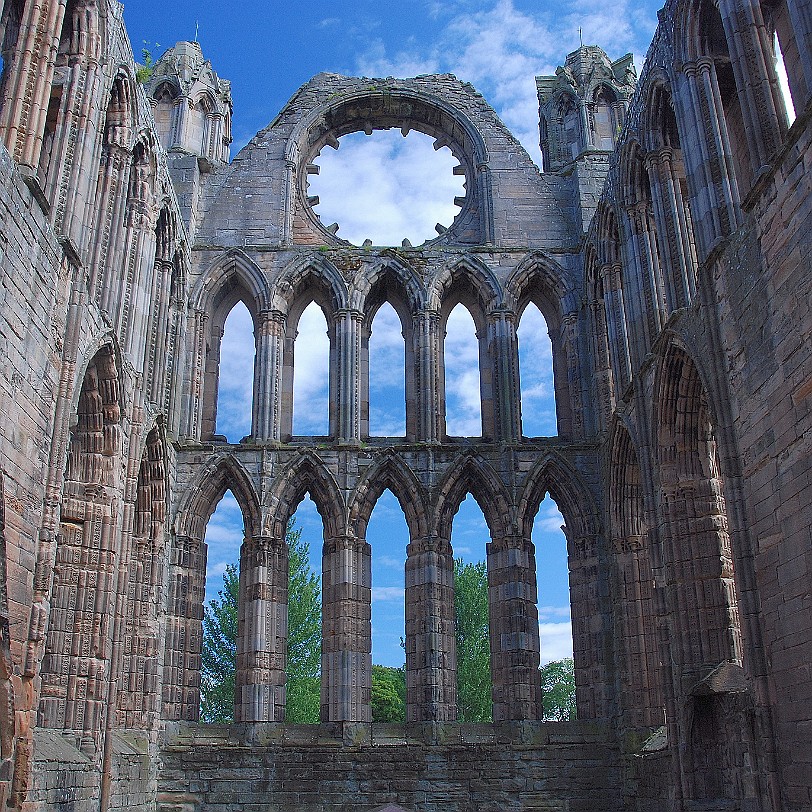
[
  {"xmin": 199, "ymin": 520, "xmax": 321, "ymax": 723},
  {"xmin": 540, "ymin": 657, "xmax": 576, "ymax": 721},
  {"xmin": 371, "ymin": 665, "xmax": 406, "ymax": 722},
  {"xmin": 454, "ymin": 558, "xmax": 492, "ymax": 722},
  {"xmin": 200, "ymin": 563, "xmax": 238, "ymax": 723},
  {"xmin": 284, "ymin": 522, "xmax": 321, "ymax": 723}
]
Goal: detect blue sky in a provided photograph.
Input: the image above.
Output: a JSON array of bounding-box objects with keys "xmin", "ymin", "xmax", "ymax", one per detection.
[{"xmin": 121, "ymin": 0, "xmax": 663, "ymax": 670}]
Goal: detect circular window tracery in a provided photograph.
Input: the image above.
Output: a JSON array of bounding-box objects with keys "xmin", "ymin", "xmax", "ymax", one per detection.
[
  {"xmin": 294, "ymin": 90, "xmax": 487, "ymax": 247},
  {"xmin": 306, "ymin": 129, "xmax": 466, "ymax": 247}
]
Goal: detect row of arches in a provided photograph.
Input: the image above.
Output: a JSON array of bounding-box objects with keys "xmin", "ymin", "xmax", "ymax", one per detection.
[
  {"xmin": 184, "ymin": 251, "xmax": 582, "ymax": 444},
  {"xmin": 166, "ymin": 447, "xmax": 601, "ymax": 725}
]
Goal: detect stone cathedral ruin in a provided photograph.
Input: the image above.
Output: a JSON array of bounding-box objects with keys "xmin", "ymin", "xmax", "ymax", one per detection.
[{"xmin": 0, "ymin": 0, "xmax": 810, "ymax": 809}]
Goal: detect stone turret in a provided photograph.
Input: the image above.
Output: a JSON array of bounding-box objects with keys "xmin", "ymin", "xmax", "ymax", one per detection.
[
  {"xmin": 537, "ymin": 45, "xmax": 636, "ymax": 172},
  {"xmin": 537, "ymin": 45, "xmax": 636, "ymax": 233},
  {"xmin": 145, "ymin": 41, "xmax": 232, "ymax": 235}
]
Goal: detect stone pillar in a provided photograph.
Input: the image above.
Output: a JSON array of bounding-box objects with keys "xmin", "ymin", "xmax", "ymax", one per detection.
[
  {"xmin": 487, "ymin": 310, "xmax": 521, "ymax": 443},
  {"xmin": 646, "ymin": 148, "xmax": 697, "ymax": 313},
  {"xmin": 182, "ymin": 309, "xmax": 208, "ymax": 440},
  {"xmin": 561, "ymin": 312, "xmax": 585, "ymax": 439},
  {"xmin": 416, "ymin": 309, "xmax": 442, "ymax": 443},
  {"xmin": 172, "ymin": 96, "xmax": 191, "ymax": 150},
  {"xmin": 252, "ymin": 310, "xmax": 286, "ymax": 441},
  {"xmin": 0, "ymin": 0, "xmax": 68, "ymax": 168},
  {"xmin": 625, "ymin": 202, "xmax": 665, "ymax": 348},
  {"xmin": 601, "ymin": 263, "xmax": 632, "ymax": 393},
  {"xmin": 335, "ymin": 309, "xmax": 363, "ymax": 444},
  {"xmin": 162, "ymin": 535, "xmax": 207, "ymax": 721},
  {"xmin": 488, "ymin": 535, "xmax": 542, "ymax": 721},
  {"xmin": 236, "ymin": 535, "xmax": 288, "ymax": 722},
  {"xmin": 147, "ymin": 257, "xmax": 174, "ymax": 406},
  {"xmin": 321, "ymin": 535, "xmax": 371, "ymax": 722},
  {"xmin": 405, "ymin": 535, "xmax": 456, "ymax": 721},
  {"xmin": 564, "ymin": 527, "xmax": 610, "ymax": 719},
  {"xmin": 679, "ymin": 60, "xmax": 742, "ymax": 247},
  {"xmin": 589, "ymin": 298, "xmax": 614, "ymax": 433}
]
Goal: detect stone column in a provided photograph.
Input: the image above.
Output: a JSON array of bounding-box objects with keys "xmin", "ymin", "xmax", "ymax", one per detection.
[
  {"xmin": 162, "ymin": 535, "xmax": 207, "ymax": 721},
  {"xmin": 415, "ymin": 309, "xmax": 442, "ymax": 443},
  {"xmin": 147, "ymin": 257, "xmax": 174, "ymax": 406},
  {"xmin": 487, "ymin": 310, "xmax": 521, "ymax": 443},
  {"xmin": 172, "ymin": 96, "xmax": 191, "ymax": 150},
  {"xmin": 561, "ymin": 312, "xmax": 585, "ymax": 439},
  {"xmin": 321, "ymin": 535, "xmax": 371, "ymax": 722},
  {"xmin": 252, "ymin": 310, "xmax": 285, "ymax": 441},
  {"xmin": 589, "ymin": 298, "xmax": 614, "ymax": 433},
  {"xmin": 405, "ymin": 535, "xmax": 456, "ymax": 721},
  {"xmin": 236, "ymin": 535, "xmax": 288, "ymax": 722},
  {"xmin": 601, "ymin": 263, "xmax": 632, "ymax": 393},
  {"xmin": 488, "ymin": 534, "xmax": 542, "ymax": 721},
  {"xmin": 646, "ymin": 149, "xmax": 696, "ymax": 313},
  {"xmin": 335, "ymin": 309, "xmax": 363, "ymax": 444},
  {"xmin": 564, "ymin": 527, "xmax": 610, "ymax": 720}
]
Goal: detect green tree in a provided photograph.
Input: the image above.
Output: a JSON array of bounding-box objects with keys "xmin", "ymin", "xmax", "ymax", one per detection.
[
  {"xmin": 199, "ymin": 563, "xmax": 238, "ymax": 723},
  {"xmin": 199, "ymin": 521, "xmax": 322, "ymax": 723},
  {"xmin": 540, "ymin": 657, "xmax": 576, "ymax": 721},
  {"xmin": 371, "ymin": 665, "xmax": 406, "ymax": 722},
  {"xmin": 454, "ymin": 558, "xmax": 492, "ymax": 722},
  {"xmin": 284, "ymin": 522, "xmax": 321, "ymax": 723}
]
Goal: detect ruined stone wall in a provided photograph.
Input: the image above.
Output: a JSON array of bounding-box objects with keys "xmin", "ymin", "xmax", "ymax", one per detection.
[{"xmin": 158, "ymin": 721, "xmax": 621, "ymax": 812}]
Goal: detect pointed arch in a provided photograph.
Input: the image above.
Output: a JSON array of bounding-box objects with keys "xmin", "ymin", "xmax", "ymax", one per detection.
[
  {"xmin": 428, "ymin": 255, "xmax": 501, "ymax": 317},
  {"xmin": 358, "ymin": 255, "xmax": 421, "ymax": 440},
  {"xmin": 506, "ymin": 252, "xmax": 580, "ymax": 439},
  {"xmin": 348, "ymin": 452, "xmax": 429, "ymax": 542},
  {"xmin": 265, "ymin": 451, "xmax": 345, "ymax": 541},
  {"xmin": 353, "ymin": 251, "xmax": 425, "ymax": 316},
  {"xmin": 191, "ymin": 249, "xmax": 270, "ymax": 320},
  {"xmin": 517, "ymin": 452, "xmax": 598, "ymax": 541},
  {"xmin": 174, "ymin": 454, "xmax": 261, "ymax": 543},
  {"xmin": 271, "ymin": 253, "xmax": 348, "ymax": 318},
  {"xmin": 608, "ymin": 417, "xmax": 665, "ymax": 729},
  {"xmin": 434, "ymin": 454, "xmax": 512, "ymax": 543}
]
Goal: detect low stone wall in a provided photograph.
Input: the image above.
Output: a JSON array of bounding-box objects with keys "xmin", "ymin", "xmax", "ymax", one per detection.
[{"xmin": 158, "ymin": 721, "xmax": 622, "ymax": 812}]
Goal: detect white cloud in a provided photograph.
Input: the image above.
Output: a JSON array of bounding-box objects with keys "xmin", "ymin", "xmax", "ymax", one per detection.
[
  {"xmin": 372, "ymin": 586, "xmax": 405, "ymax": 603},
  {"xmin": 535, "ymin": 500, "xmax": 565, "ymax": 534},
  {"xmin": 445, "ymin": 304, "xmax": 482, "ymax": 436},
  {"xmin": 216, "ymin": 302, "xmax": 255, "ymax": 441},
  {"xmin": 292, "ymin": 301, "xmax": 330, "ymax": 434},
  {"xmin": 539, "ymin": 620, "xmax": 573, "ymax": 664}
]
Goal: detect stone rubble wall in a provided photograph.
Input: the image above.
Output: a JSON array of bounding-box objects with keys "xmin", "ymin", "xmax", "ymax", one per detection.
[{"xmin": 158, "ymin": 721, "xmax": 622, "ymax": 812}]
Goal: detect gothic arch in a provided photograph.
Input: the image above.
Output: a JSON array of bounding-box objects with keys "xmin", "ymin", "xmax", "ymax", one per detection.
[
  {"xmin": 506, "ymin": 252, "xmax": 581, "ymax": 439},
  {"xmin": 192, "ymin": 249, "xmax": 270, "ymax": 320},
  {"xmin": 434, "ymin": 454, "xmax": 512, "ymax": 543},
  {"xmin": 174, "ymin": 453, "xmax": 261, "ymax": 543},
  {"xmin": 265, "ymin": 451, "xmax": 345, "ymax": 541},
  {"xmin": 348, "ymin": 452, "xmax": 429, "ymax": 542},
  {"xmin": 353, "ymin": 252, "xmax": 425, "ymax": 316},
  {"xmin": 607, "ymin": 418, "xmax": 665, "ymax": 729},
  {"xmin": 517, "ymin": 452, "xmax": 598, "ymax": 540},
  {"xmin": 428, "ymin": 256, "xmax": 501, "ymax": 316}
]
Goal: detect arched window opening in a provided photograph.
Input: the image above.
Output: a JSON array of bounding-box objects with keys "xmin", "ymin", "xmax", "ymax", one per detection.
[
  {"xmin": 444, "ymin": 304, "xmax": 482, "ymax": 437},
  {"xmin": 517, "ymin": 303, "xmax": 556, "ymax": 437},
  {"xmin": 41, "ymin": 348, "xmax": 121, "ymax": 744},
  {"xmin": 215, "ymin": 301, "xmax": 255, "ymax": 443},
  {"xmin": 772, "ymin": 31, "xmax": 797, "ymax": 125},
  {"xmin": 609, "ymin": 427, "xmax": 664, "ymax": 729},
  {"xmin": 699, "ymin": 1, "xmax": 753, "ymax": 194},
  {"xmin": 592, "ymin": 86, "xmax": 619, "ymax": 150},
  {"xmin": 152, "ymin": 82, "xmax": 178, "ymax": 150},
  {"xmin": 285, "ymin": 494, "xmax": 322, "ymax": 724},
  {"xmin": 367, "ymin": 489, "xmax": 408, "ymax": 722},
  {"xmin": 559, "ymin": 94, "xmax": 581, "ymax": 162},
  {"xmin": 118, "ymin": 428, "xmax": 166, "ymax": 730},
  {"xmin": 199, "ymin": 489, "xmax": 243, "ymax": 723},
  {"xmin": 292, "ymin": 301, "xmax": 330, "ymax": 436},
  {"xmin": 532, "ymin": 495, "xmax": 575, "ymax": 721},
  {"xmin": 452, "ymin": 494, "xmax": 492, "ymax": 722},
  {"xmin": 368, "ymin": 302, "xmax": 406, "ymax": 437}
]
